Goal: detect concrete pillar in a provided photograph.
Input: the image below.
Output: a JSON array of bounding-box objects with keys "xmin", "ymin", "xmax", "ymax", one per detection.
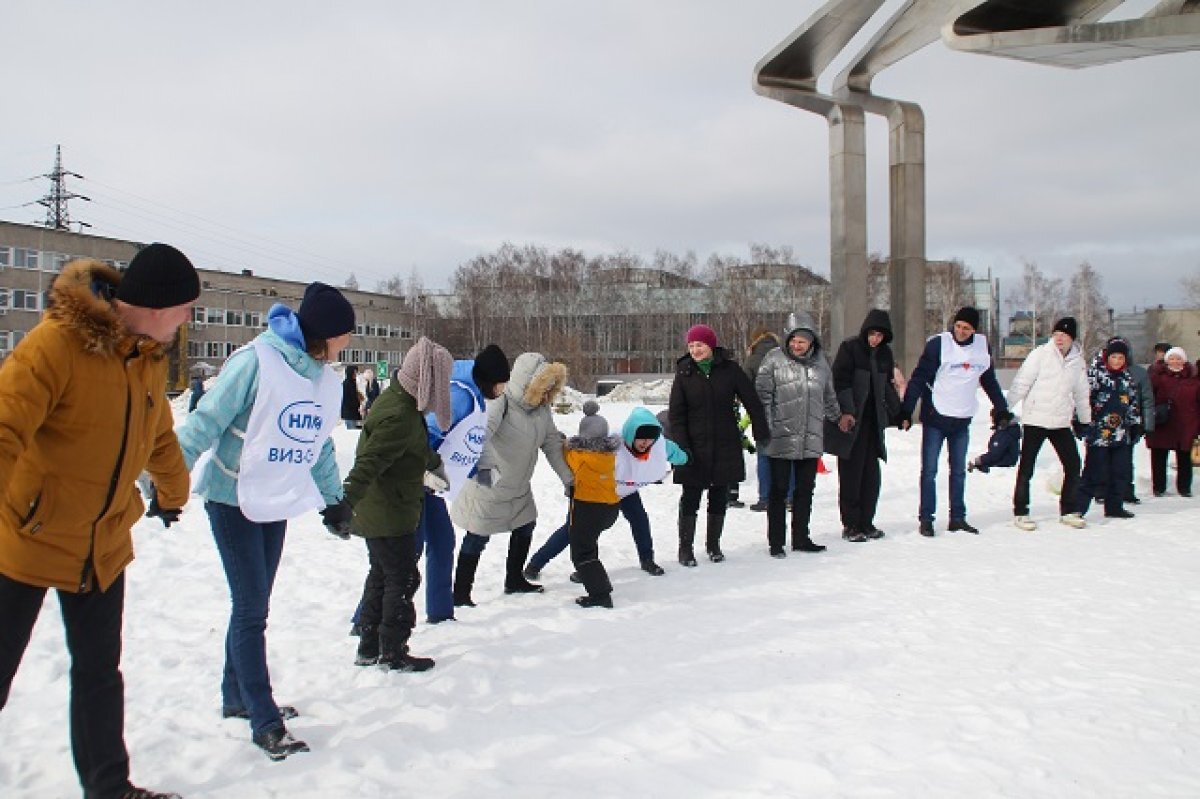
[
  {"xmin": 829, "ymin": 104, "xmax": 868, "ymax": 348},
  {"xmin": 886, "ymin": 101, "xmax": 926, "ymax": 372}
]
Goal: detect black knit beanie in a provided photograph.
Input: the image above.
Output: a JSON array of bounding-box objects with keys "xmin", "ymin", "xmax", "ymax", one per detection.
[
  {"xmin": 953, "ymin": 306, "xmax": 981, "ymax": 331},
  {"xmin": 115, "ymin": 243, "xmax": 200, "ymax": 309},
  {"xmin": 297, "ymin": 282, "xmax": 356, "ymax": 342},
  {"xmin": 472, "ymin": 344, "xmax": 510, "ymax": 396},
  {"xmin": 1052, "ymin": 316, "xmax": 1078, "ymax": 340}
]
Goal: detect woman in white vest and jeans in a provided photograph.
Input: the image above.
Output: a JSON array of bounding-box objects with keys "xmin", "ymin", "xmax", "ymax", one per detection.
[
  {"xmin": 899, "ymin": 307, "xmax": 1010, "ymax": 536},
  {"xmin": 178, "ymin": 282, "xmax": 355, "ymax": 761}
]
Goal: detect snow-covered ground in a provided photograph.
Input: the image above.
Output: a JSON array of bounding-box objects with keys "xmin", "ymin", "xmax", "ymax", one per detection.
[{"xmin": 4, "ymin": 399, "xmax": 1200, "ymax": 798}]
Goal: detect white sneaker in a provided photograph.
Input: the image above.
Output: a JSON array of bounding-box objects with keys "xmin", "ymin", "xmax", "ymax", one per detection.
[
  {"xmin": 1013, "ymin": 515, "xmax": 1037, "ymax": 531},
  {"xmin": 1059, "ymin": 513, "xmax": 1087, "ymax": 529}
]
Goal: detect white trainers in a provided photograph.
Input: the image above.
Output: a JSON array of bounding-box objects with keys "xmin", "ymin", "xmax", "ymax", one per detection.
[
  {"xmin": 1013, "ymin": 515, "xmax": 1037, "ymax": 531},
  {"xmin": 1059, "ymin": 513, "xmax": 1087, "ymax": 529}
]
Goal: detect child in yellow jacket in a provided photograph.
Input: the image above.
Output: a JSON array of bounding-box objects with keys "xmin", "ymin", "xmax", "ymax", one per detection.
[{"xmin": 565, "ymin": 401, "xmax": 623, "ymax": 608}]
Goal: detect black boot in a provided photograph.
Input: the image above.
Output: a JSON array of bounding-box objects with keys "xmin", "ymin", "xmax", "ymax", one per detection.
[
  {"xmin": 504, "ymin": 530, "xmax": 544, "ymax": 594},
  {"xmin": 354, "ymin": 624, "xmax": 379, "ymax": 666},
  {"xmin": 252, "ymin": 725, "xmax": 310, "ymax": 761},
  {"xmin": 678, "ymin": 513, "xmax": 698, "ymax": 567},
  {"xmin": 453, "ymin": 552, "xmax": 480, "ymax": 608},
  {"xmin": 706, "ymin": 514, "xmax": 726, "ymax": 562},
  {"xmin": 379, "ymin": 638, "xmax": 435, "ymax": 672}
]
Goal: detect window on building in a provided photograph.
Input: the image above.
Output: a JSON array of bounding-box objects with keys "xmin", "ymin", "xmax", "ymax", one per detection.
[
  {"xmin": 206, "ymin": 308, "xmax": 224, "ymax": 324},
  {"xmin": 0, "ymin": 247, "xmax": 10, "ymax": 267},
  {"xmin": 11, "ymin": 290, "xmax": 40, "ymax": 311},
  {"xmin": 48, "ymin": 253, "xmax": 69, "ymax": 272},
  {"xmin": 225, "ymin": 310, "xmax": 244, "ymax": 326},
  {"xmin": 12, "ymin": 249, "xmax": 38, "ymax": 270},
  {"xmin": 192, "ymin": 306, "xmax": 206, "ymax": 323},
  {"xmin": 245, "ymin": 311, "xmax": 261, "ymax": 328},
  {"xmin": 0, "ymin": 288, "xmax": 8, "ymax": 309},
  {"xmin": 205, "ymin": 342, "xmax": 224, "ymax": 358}
]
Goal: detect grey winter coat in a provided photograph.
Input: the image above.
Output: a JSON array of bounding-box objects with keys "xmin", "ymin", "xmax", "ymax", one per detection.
[
  {"xmin": 755, "ymin": 313, "xmax": 841, "ymax": 460},
  {"xmin": 449, "ymin": 352, "xmax": 573, "ymax": 534}
]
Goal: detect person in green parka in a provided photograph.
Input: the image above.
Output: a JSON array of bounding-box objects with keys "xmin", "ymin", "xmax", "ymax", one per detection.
[{"xmin": 343, "ymin": 337, "xmax": 453, "ymax": 672}]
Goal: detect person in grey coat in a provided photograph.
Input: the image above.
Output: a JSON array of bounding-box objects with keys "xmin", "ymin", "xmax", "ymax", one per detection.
[
  {"xmin": 449, "ymin": 352, "xmax": 573, "ymax": 606},
  {"xmin": 755, "ymin": 312, "xmax": 853, "ymax": 557}
]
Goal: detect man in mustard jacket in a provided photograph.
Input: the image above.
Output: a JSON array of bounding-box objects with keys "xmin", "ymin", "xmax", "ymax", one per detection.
[{"xmin": 0, "ymin": 244, "xmax": 198, "ymax": 799}]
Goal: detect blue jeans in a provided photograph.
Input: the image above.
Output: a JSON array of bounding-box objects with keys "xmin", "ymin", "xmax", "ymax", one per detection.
[
  {"xmin": 414, "ymin": 494, "xmax": 456, "ymax": 622},
  {"xmin": 528, "ymin": 493, "xmax": 655, "ymax": 570},
  {"xmin": 206, "ymin": 500, "xmax": 287, "ymax": 737},
  {"xmin": 756, "ymin": 452, "xmax": 794, "ymax": 502},
  {"xmin": 919, "ymin": 423, "xmax": 970, "ymax": 522}
]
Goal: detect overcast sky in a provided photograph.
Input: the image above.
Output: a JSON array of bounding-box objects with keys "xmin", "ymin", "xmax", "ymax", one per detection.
[{"xmin": 2, "ymin": 1, "xmax": 1196, "ymax": 311}]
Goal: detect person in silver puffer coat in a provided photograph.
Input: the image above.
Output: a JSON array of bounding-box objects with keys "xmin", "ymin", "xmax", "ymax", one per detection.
[{"xmin": 754, "ymin": 312, "xmax": 852, "ymax": 557}]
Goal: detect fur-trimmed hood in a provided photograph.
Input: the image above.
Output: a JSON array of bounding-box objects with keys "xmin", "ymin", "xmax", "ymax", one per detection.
[
  {"xmin": 46, "ymin": 259, "xmax": 164, "ymax": 359},
  {"xmin": 507, "ymin": 351, "xmax": 568, "ymax": 410},
  {"xmin": 566, "ymin": 433, "xmax": 622, "ymax": 453}
]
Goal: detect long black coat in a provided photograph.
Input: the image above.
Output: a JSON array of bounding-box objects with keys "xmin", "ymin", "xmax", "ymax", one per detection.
[
  {"xmin": 669, "ymin": 347, "xmax": 768, "ymax": 487},
  {"xmin": 341, "ymin": 374, "xmax": 363, "ymax": 422},
  {"xmin": 824, "ymin": 309, "xmax": 902, "ymax": 461}
]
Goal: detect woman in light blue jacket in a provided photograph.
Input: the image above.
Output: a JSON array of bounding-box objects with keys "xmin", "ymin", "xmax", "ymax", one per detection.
[{"xmin": 177, "ymin": 282, "xmax": 354, "ymax": 761}]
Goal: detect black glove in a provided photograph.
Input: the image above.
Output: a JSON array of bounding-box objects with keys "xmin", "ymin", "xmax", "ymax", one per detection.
[
  {"xmin": 1072, "ymin": 420, "xmax": 1087, "ymax": 440},
  {"xmin": 475, "ymin": 467, "xmax": 495, "ymax": 488},
  {"xmin": 992, "ymin": 409, "xmax": 1014, "ymax": 428},
  {"xmin": 145, "ymin": 494, "xmax": 181, "ymax": 528},
  {"xmin": 1129, "ymin": 424, "xmax": 1144, "ymax": 445},
  {"xmin": 143, "ymin": 482, "xmax": 181, "ymax": 528},
  {"xmin": 320, "ymin": 499, "xmax": 353, "ymax": 540}
]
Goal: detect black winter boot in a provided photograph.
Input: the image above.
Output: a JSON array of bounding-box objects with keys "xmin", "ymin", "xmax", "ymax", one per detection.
[
  {"xmin": 678, "ymin": 513, "xmax": 698, "ymax": 567},
  {"xmin": 453, "ymin": 552, "xmax": 480, "ymax": 607},
  {"xmin": 354, "ymin": 624, "xmax": 380, "ymax": 666},
  {"xmin": 504, "ymin": 530, "xmax": 545, "ymax": 594},
  {"xmin": 252, "ymin": 725, "xmax": 310, "ymax": 761},
  {"xmin": 576, "ymin": 559, "xmax": 613, "ymax": 600},
  {"xmin": 381, "ymin": 647, "xmax": 436, "ymax": 672},
  {"xmin": 706, "ymin": 514, "xmax": 726, "ymax": 562}
]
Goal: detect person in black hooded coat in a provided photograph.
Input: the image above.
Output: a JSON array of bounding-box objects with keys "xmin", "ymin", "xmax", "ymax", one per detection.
[
  {"xmin": 825, "ymin": 309, "xmax": 903, "ymax": 541},
  {"xmin": 668, "ymin": 324, "xmax": 767, "ymax": 566}
]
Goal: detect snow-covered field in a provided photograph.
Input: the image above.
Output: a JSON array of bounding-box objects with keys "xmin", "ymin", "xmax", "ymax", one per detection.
[{"xmin": 4, "ymin": 398, "xmax": 1200, "ymax": 798}]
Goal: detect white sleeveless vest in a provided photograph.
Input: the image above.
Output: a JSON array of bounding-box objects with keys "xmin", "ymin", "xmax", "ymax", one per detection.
[
  {"xmin": 614, "ymin": 437, "xmax": 670, "ymax": 498},
  {"xmin": 237, "ymin": 341, "xmax": 341, "ymax": 522},
  {"xmin": 931, "ymin": 332, "xmax": 992, "ymax": 419},
  {"xmin": 435, "ymin": 380, "xmax": 489, "ymax": 503}
]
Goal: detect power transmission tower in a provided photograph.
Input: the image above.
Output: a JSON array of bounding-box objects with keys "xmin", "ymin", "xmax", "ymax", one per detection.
[{"xmin": 38, "ymin": 145, "xmax": 90, "ymax": 231}]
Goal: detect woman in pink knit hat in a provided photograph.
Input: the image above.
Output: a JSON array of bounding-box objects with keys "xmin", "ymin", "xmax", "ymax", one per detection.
[{"xmin": 667, "ymin": 324, "xmax": 767, "ymax": 566}]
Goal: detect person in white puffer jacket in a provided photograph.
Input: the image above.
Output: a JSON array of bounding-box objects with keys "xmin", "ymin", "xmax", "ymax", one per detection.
[{"xmin": 1006, "ymin": 316, "xmax": 1092, "ymax": 530}]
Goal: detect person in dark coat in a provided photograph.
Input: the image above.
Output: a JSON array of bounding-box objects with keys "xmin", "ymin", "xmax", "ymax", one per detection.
[
  {"xmin": 1146, "ymin": 347, "xmax": 1200, "ymax": 497},
  {"xmin": 826, "ymin": 309, "xmax": 903, "ymax": 541},
  {"xmin": 668, "ymin": 324, "xmax": 767, "ymax": 566},
  {"xmin": 968, "ymin": 417, "xmax": 1022, "ymax": 473},
  {"xmin": 363, "ymin": 369, "xmax": 381, "ymax": 415},
  {"xmin": 188, "ymin": 374, "xmax": 206, "ymax": 412},
  {"xmin": 343, "ymin": 337, "xmax": 453, "ymax": 672},
  {"xmin": 342, "ymin": 364, "xmax": 364, "ymax": 429},
  {"xmin": 1075, "ymin": 339, "xmax": 1142, "ymax": 519}
]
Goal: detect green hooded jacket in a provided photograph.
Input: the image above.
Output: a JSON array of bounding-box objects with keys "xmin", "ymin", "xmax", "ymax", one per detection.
[{"xmin": 343, "ymin": 381, "xmax": 441, "ymax": 538}]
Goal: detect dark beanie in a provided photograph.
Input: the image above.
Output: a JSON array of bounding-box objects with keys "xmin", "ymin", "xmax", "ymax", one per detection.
[
  {"xmin": 953, "ymin": 306, "xmax": 981, "ymax": 331},
  {"xmin": 633, "ymin": 424, "xmax": 661, "ymax": 442},
  {"xmin": 1052, "ymin": 316, "xmax": 1078, "ymax": 340},
  {"xmin": 685, "ymin": 324, "xmax": 718, "ymax": 349},
  {"xmin": 297, "ymin": 282, "xmax": 355, "ymax": 342},
  {"xmin": 1105, "ymin": 338, "xmax": 1130, "ymax": 359},
  {"xmin": 472, "ymin": 344, "xmax": 510, "ymax": 396},
  {"xmin": 115, "ymin": 243, "xmax": 200, "ymax": 309}
]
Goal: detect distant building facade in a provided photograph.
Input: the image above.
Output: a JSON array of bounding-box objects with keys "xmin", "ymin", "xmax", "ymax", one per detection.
[{"xmin": 0, "ymin": 221, "xmax": 415, "ymax": 384}]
